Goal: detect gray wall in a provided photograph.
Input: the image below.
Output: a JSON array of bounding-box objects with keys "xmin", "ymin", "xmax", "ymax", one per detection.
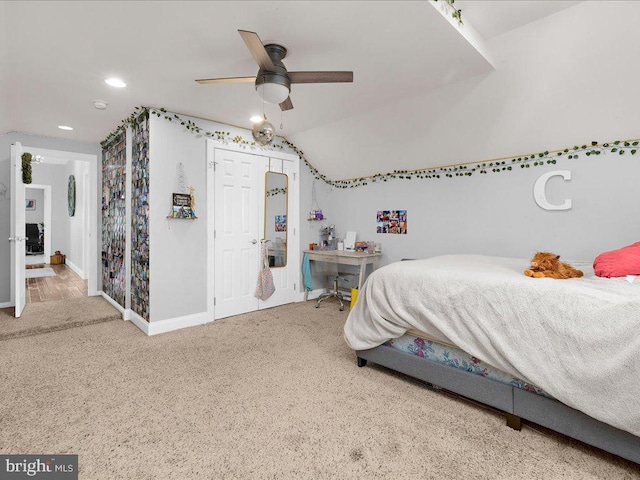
[
  {"xmin": 24, "ymin": 187, "xmax": 44, "ymax": 225},
  {"xmin": 0, "ymin": 132, "xmax": 101, "ymax": 304},
  {"xmin": 313, "ymin": 150, "xmax": 640, "ymax": 268}
]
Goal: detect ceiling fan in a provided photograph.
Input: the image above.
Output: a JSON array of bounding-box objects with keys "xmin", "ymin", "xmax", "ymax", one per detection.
[{"xmin": 195, "ymin": 30, "xmax": 354, "ymax": 111}]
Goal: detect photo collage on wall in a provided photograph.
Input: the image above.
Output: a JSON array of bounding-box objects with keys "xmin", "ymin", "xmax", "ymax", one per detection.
[
  {"xmin": 131, "ymin": 111, "xmax": 150, "ymax": 321},
  {"xmin": 376, "ymin": 210, "xmax": 408, "ymax": 234},
  {"xmin": 101, "ymin": 131, "xmax": 127, "ymax": 308}
]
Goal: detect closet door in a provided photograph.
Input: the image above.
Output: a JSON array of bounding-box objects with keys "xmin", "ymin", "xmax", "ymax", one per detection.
[
  {"xmin": 213, "ymin": 149, "xmax": 264, "ymax": 319},
  {"xmin": 257, "ymin": 157, "xmax": 300, "ymax": 310}
]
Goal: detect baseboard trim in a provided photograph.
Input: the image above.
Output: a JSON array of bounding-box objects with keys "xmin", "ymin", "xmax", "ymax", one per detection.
[
  {"xmin": 65, "ymin": 259, "xmax": 84, "ymax": 279},
  {"xmin": 147, "ymin": 311, "xmax": 212, "ymax": 336},
  {"xmin": 128, "ymin": 310, "xmax": 150, "ymax": 335},
  {"xmin": 0, "ymin": 301, "xmax": 14, "ymax": 308},
  {"xmin": 100, "ymin": 292, "xmax": 125, "ymax": 316}
]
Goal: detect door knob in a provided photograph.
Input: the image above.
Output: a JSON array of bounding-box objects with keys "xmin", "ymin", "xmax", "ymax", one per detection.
[{"xmin": 250, "ymin": 239, "xmax": 258, "ymax": 244}]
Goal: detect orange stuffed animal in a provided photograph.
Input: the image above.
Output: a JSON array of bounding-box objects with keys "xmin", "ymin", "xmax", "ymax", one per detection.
[{"xmin": 524, "ymin": 252, "xmax": 583, "ymax": 279}]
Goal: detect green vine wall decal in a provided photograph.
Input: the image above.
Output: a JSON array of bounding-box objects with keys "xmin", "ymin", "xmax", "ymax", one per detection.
[
  {"xmin": 101, "ymin": 106, "xmax": 638, "ymax": 190},
  {"xmin": 434, "ymin": 0, "xmax": 463, "ymax": 26}
]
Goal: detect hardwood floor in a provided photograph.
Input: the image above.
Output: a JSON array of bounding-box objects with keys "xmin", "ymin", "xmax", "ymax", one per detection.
[{"xmin": 26, "ymin": 264, "xmax": 88, "ymax": 304}]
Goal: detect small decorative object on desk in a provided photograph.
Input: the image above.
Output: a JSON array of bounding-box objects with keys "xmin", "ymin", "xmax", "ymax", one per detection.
[{"xmin": 355, "ymin": 241, "xmax": 368, "ymax": 253}]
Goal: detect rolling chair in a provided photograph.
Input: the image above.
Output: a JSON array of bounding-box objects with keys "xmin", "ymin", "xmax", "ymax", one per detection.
[{"xmin": 314, "ymin": 253, "xmax": 358, "ymax": 311}]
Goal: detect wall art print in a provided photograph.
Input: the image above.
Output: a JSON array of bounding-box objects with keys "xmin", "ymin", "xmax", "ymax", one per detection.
[
  {"xmin": 68, "ymin": 175, "xmax": 76, "ymax": 217},
  {"xmin": 376, "ymin": 210, "xmax": 407, "ymax": 234}
]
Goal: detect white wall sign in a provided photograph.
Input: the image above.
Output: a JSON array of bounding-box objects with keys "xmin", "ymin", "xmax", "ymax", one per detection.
[{"xmin": 533, "ymin": 170, "xmax": 572, "ymax": 211}]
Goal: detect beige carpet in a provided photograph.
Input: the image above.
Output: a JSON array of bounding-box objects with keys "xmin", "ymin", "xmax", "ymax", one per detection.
[
  {"xmin": 0, "ymin": 296, "xmax": 121, "ymax": 341},
  {"xmin": 0, "ymin": 301, "xmax": 638, "ymax": 479}
]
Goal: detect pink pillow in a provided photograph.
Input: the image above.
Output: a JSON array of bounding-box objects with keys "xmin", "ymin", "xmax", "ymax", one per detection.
[{"xmin": 593, "ymin": 242, "xmax": 640, "ymax": 278}]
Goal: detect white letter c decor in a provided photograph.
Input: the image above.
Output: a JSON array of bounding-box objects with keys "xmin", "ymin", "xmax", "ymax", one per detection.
[{"xmin": 533, "ymin": 170, "xmax": 572, "ymax": 211}]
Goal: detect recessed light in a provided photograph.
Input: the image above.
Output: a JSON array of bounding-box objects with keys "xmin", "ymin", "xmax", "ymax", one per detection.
[
  {"xmin": 58, "ymin": 125, "xmax": 74, "ymax": 131},
  {"xmin": 93, "ymin": 100, "xmax": 108, "ymax": 110},
  {"xmin": 105, "ymin": 77, "xmax": 126, "ymax": 88},
  {"xmin": 250, "ymin": 115, "xmax": 263, "ymax": 123}
]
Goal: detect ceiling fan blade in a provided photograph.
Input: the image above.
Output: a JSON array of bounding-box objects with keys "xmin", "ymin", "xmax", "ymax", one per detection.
[
  {"xmin": 288, "ymin": 71, "xmax": 354, "ymax": 84},
  {"xmin": 279, "ymin": 97, "xmax": 294, "ymax": 111},
  {"xmin": 238, "ymin": 30, "xmax": 276, "ymax": 72},
  {"xmin": 195, "ymin": 76, "xmax": 256, "ymax": 84}
]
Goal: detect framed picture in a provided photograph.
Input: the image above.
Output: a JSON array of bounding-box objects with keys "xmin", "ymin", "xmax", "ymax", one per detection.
[
  {"xmin": 25, "ymin": 199, "xmax": 36, "ymax": 211},
  {"xmin": 275, "ymin": 214, "xmax": 287, "ymax": 232},
  {"xmin": 376, "ymin": 210, "xmax": 407, "ymax": 234}
]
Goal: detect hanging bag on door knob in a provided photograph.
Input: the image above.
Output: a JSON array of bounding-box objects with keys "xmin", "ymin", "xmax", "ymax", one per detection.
[{"xmin": 255, "ymin": 242, "xmax": 276, "ymax": 300}]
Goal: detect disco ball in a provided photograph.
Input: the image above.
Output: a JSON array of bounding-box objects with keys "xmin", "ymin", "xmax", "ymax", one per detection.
[{"xmin": 252, "ymin": 117, "xmax": 275, "ymax": 146}]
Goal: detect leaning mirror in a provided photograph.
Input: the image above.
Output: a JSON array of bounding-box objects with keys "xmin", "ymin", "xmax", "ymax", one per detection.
[{"xmin": 264, "ymin": 171, "xmax": 288, "ymax": 267}]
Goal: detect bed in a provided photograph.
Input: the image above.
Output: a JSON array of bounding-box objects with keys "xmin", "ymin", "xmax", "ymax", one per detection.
[{"xmin": 344, "ymin": 254, "xmax": 640, "ymax": 464}]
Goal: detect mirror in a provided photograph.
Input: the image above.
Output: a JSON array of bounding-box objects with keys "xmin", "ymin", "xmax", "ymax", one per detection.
[{"xmin": 264, "ymin": 171, "xmax": 288, "ymax": 268}]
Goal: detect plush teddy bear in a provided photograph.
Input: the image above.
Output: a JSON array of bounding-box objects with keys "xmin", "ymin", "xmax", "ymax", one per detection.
[{"xmin": 524, "ymin": 252, "xmax": 583, "ymax": 279}]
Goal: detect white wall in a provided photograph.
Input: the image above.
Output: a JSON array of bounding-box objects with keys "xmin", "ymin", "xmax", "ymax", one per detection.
[
  {"xmin": 24, "ymin": 187, "xmax": 44, "ymax": 225},
  {"xmin": 0, "ymin": 132, "xmax": 100, "ymax": 303},
  {"xmin": 317, "ymin": 149, "xmax": 640, "ymax": 267},
  {"xmin": 289, "ymin": 1, "xmax": 640, "ymax": 180},
  {"xmin": 148, "ymin": 113, "xmax": 301, "ymax": 322},
  {"xmin": 65, "ymin": 160, "xmax": 89, "ymax": 275},
  {"xmin": 31, "ymin": 163, "xmax": 69, "ymax": 257}
]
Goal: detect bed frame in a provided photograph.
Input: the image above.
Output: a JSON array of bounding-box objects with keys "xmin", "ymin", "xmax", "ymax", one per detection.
[{"xmin": 356, "ymin": 343, "xmax": 640, "ymax": 465}]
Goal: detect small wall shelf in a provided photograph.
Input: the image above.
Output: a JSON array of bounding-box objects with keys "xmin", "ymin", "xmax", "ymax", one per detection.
[{"xmin": 166, "ymin": 215, "xmax": 198, "ymax": 220}]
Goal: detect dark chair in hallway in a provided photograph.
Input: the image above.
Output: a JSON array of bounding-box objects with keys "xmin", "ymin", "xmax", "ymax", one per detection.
[{"xmin": 25, "ymin": 223, "xmax": 43, "ymax": 254}]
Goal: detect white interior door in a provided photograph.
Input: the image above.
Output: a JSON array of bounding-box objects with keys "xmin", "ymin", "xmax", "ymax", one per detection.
[
  {"xmin": 10, "ymin": 142, "xmax": 26, "ymax": 317},
  {"xmin": 213, "ymin": 148, "xmax": 264, "ymax": 319}
]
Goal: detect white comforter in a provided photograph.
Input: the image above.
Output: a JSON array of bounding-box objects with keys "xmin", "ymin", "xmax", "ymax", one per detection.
[{"xmin": 344, "ymin": 255, "xmax": 640, "ymax": 436}]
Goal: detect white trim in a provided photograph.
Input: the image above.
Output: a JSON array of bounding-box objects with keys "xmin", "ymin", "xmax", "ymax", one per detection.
[
  {"xmin": 65, "ymin": 258, "xmax": 84, "ymax": 278},
  {"xmin": 100, "ymin": 291, "xmax": 126, "ymax": 316},
  {"xmin": 147, "ymin": 311, "xmax": 212, "ymax": 336},
  {"xmin": 128, "ymin": 310, "xmax": 150, "ymax": 335},
  {"xmin": 0, "ymin": 301, "xmax": 14, "ymax": 308}
]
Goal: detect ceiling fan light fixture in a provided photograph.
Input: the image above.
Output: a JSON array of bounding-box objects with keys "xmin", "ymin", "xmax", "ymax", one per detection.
[{"xmin": 255, "ymin": 78, "xmax": 290, "ymax": 105}]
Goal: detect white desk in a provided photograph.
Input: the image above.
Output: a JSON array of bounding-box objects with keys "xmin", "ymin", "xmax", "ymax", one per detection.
[{"xmin": 304, "ymin": 250, "xmax": 382, "ymax": 292}]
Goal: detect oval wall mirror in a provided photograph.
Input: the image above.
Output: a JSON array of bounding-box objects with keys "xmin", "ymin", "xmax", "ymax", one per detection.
[{"xmin": 264, "ymin": 171, "xmax": 288, "ymax": 268}]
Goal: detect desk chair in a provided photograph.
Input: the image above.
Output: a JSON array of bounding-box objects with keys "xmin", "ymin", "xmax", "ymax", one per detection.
[{"xmin": 314, "ymin": 253, "xmax": 357, "ymax": 311}]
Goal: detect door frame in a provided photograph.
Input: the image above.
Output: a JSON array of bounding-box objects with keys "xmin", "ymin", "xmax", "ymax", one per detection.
[
  {"xmin": 25, "ymin": 184, "xmax": 52, "ymax": 260},
  {"xmin": 206, "ymin": 140, "xmax": 301, "ymax": 321},
  {"xmin": 21, "ymin": 146, "xmax": 99, "ymax": 295}
]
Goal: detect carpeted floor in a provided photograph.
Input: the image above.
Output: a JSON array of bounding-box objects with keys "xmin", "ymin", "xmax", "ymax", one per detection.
[
  {"xmin": 0, "ymin": 296, "xmax": 120, "ymax": 341},
  {"xmin": 0, "ymin": 301, "xmax": 638, "ymax": 479}
]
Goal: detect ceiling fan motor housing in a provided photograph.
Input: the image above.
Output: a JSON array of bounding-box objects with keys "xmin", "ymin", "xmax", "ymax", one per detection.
[{"xmin": 255, "ymin": 44, "xmax": 291, "ymax": 104}]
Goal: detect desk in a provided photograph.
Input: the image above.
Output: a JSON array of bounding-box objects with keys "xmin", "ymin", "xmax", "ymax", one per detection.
[{"xmin": 304, "ymin": 250, "xmax": 382, "ymax": 292}]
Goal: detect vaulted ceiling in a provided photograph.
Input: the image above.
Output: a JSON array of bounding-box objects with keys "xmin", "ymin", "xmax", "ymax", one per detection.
[{"xmin": 0, "ymin": 1, "xmax": 581, "ymax": 177}]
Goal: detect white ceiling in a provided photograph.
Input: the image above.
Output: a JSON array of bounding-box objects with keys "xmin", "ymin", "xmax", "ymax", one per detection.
[
  {"xmin": 0, "ymin": 1, "xmax": 580, "ymax": 170},
  {"xmin": 455, "ymin": 1, "xmax": 582, "ymax": 40}
]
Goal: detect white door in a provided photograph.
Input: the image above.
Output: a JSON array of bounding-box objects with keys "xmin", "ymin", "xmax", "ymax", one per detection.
[
  {"xmin": 257, "ymin": 157, "xmax": 300, "ymax": 310},
  {"xmin": 10, "ymin": 142, "xmax": 26, "ymax": 317},
  {"xmin": 213, "ymin": 148, "xmax": 263, "ymax": 319}
]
